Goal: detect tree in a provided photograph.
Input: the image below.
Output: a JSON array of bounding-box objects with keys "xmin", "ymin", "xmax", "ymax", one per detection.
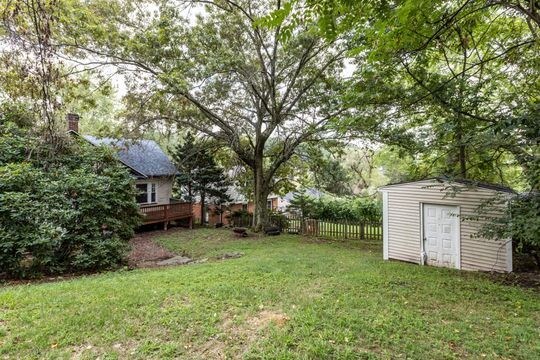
[
  {"xmin": 171, "ymin": 132, "xmax": 200, "ymax": 203},
  {"xmin": 287, "ymin": 189, "xmax": 316, "ymax": 218},
  {"xmin": 55, "ymin": 0, "xmax": 350, "ymax": 229},
  {"xmin": 299, "ymin": 0, "xmax": 538, "ymax": 189},
  {"xmin": 302, "ymin": 145, "xmax": 351, "ymax": 196},
  {"xmin": 171, "ymin": 133, "xmax": 230, "ymax": 223},
  {"xmin": 301, "ymin": 0, "xmax": 539, "ymax": 259}
]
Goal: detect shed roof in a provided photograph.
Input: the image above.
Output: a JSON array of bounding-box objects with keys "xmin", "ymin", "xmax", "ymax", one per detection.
[
  {"xmin": 83, "ymin": 135, "xmax": 178, "ymax": 178},
  {"xmin": 379, "ymin": 177, "xmax": 516, "ymax": 194}
]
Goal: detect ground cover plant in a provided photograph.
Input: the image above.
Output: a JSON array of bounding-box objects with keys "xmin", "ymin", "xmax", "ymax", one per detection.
[{"xmin": 0, "ymin": 228, "xmax": 538, "ymax": 359}]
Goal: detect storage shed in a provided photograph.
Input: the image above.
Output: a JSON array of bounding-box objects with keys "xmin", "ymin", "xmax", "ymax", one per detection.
[{"xmin": 379, "ymin": 178, "xmax": 515, "ymax": 272}]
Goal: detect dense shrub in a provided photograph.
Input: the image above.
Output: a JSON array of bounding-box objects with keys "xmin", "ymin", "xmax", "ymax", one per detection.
[
  {"xmin": 474, "ymin": 192, "xmax": 540, "ymax": 270},
  {"xmin": 288, "ymin": 191, "xmax": 382, "ymax": 222},
  {"xmin": 227, "ymin": 209, "xmax": 253, "ymax": 227},
  {"xmin": 268, "ymin": 211, "xmax": 289, "ymax": 230},
  {"xmin": 0, "ymin": 118, "xmax": 140, "ymax": 278}
]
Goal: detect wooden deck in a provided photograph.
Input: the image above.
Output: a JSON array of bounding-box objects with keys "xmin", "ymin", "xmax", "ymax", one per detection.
[{"xmin": 140, "ymin": 202, "xmax": 193, "ymax": 229}]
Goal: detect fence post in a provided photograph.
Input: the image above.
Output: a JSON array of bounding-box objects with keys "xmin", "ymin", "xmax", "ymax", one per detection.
[{"xmin": 360, "ymin": 221, "xmax": 365, "ymax": 240}]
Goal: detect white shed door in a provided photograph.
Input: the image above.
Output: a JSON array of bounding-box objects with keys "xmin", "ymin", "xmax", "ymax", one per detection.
[{"xmin": 423, "ymin": 204, "xmax": 459, "ymax": 269}]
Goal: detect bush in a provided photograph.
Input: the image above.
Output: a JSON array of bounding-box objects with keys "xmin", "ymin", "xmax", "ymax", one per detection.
[
  {"xmin": 288, "ymin": 191, "xmax": 382, "ymax": 222},
  {"xmin": 269, "ymin": 211, "xmax": 289, "ymax": 230},
  {"xmin": 0, "ymin": 119, "xmax": 140, "ymax": 278},
  {"xmin": 228, "ymin": 209, "xmax": 253, "ymax": 227}
]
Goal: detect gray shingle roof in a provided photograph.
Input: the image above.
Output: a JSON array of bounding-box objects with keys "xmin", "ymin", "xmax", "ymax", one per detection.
[
  {"xmin": 84, "ymin": 135, "xmax": 177, "ymax": 178},
  {"xmin": 283, "ymin": 188, "xmax": 325, "ymax": 202}
]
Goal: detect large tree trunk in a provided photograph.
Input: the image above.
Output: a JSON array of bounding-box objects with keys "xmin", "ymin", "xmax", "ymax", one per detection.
[
  {"xmin": 200, "ymin": 192, "xmax": 206, "ymax": 224},
  {"xmin": 252, "ymin": 155, "xmax": 270, "ymax": 231},
  {"xmin": 253, "ymin": 188, "xmax": 270, "ymax": 231}
]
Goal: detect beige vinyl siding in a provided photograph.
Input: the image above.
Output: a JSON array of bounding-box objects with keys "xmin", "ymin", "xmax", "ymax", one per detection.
[
  {"xmin": 384, "ymin": 180, "xmax": 510, "ymax": 272},
  {"xmin": 135, "ymin": 177, "xmax": 174, "ymax": 205}
]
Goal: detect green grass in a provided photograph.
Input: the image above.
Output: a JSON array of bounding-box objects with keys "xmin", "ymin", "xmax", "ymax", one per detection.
[{"xmin": 1, "ymin": 228, "xmax": 539, "ymax": 359}]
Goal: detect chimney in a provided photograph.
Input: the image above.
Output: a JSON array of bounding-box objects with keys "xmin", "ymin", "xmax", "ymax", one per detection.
[{"xmin": 67, "ymin": 113, "xmax": 79, "ymax": 133}]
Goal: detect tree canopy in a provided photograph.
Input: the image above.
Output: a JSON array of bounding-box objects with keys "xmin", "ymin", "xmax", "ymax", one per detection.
[{"xmin": 36, "ymin": 0, "xmax": 355, "ymax": 228}]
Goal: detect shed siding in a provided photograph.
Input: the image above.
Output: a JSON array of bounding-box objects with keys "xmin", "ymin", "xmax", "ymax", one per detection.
[{"xmin": 385, "ymin": 180, "xmax": 510, "ymax": 272}]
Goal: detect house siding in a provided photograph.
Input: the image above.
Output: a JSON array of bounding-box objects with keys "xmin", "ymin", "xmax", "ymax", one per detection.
[{"xmin": 383, "ymin": 180, "xmax": 511, "ymax": 272}]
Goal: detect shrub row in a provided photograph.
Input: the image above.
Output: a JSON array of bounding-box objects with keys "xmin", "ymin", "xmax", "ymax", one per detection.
[{"xmin": 0, "ymin": 118, "xmax": 140, "ymax": 278}]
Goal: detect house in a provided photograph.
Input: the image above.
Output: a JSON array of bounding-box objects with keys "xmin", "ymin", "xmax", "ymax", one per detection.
[
  {"xmin": 379, "ymin": 178, "xmax": 515, "ymax": 273},
  {"xmin": 194, "ymin": 187, "xmax": 326, "ymax": 226},
  {"xmin": 278, "ymin": 188, "xmax": 325, "ymax": 212},
  {"xmin": 193, "ymin": 186, "xmax": 282, "ymax": 226},
  {"xmin": 67, "ymin": 113, "xmax": 192, "ymax": 229}
]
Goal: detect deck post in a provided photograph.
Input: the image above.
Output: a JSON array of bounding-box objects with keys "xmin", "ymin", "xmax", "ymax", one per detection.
[{"xmin": 163, "ymin": 205, "xmax": 169, "ymax": 230}]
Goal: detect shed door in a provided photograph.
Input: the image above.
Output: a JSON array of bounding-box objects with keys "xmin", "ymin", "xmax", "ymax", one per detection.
[{"xmin": 423, "ymin": 204, "xmax": 459, "ymax": 269}]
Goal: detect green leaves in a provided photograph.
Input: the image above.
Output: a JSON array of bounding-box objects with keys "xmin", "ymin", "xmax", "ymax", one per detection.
[
  {"xmin": 0, "ymin": 118, "xmax": 140, "ymax": 278},
  {"xmin": 170, "ymin": 132, "xmax": 231, "ymax": 205},
  {"xmin": 288, "ymin": 191, "xmax": 381, "ymax": 222}
]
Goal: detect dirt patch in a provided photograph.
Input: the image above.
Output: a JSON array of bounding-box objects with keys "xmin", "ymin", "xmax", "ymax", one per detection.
[
  {"xmin": 246, "ymin": 310, "xmax": 290, "ymax": 330},
  {"xmin": 487, "ymin": 271, "xmax": 540, "ymax": 291},
  {"xmin": 128, "ymin": 234, "xmax": 177, "ymax": 268},
  {"xmin": 191, "ymin": 310, "xmax": 289, "ymax": 360},
  {"xmin": 70, "ymin": 340, "xmax": 139, "ymax": 359}
]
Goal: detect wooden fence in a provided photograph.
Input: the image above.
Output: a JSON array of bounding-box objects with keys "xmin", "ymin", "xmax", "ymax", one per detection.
[{"xmin": 276, "ymin": 215, "xmax": 382, "ymax": 241}]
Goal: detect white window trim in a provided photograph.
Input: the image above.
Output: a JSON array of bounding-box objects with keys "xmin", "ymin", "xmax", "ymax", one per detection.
[
  {"xmin": 137, "ymin": 182, "xmax": 157, "ymax": 204},
  {"xmin": 150, "ymin": 183, "xmax": 157, "ymax": 203}
]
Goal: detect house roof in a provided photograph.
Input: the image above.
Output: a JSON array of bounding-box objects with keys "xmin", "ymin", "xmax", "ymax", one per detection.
[
  {"xmin": 379, "ymin": 177, "xmax": 516, "ymax": 194},
  {"xmin": 283, "ymin": 188, "xmax": 325, "ymax": 202},
  {"xmin": 83, "ymin": 135, "xmax": 178, "ymax": 178}
]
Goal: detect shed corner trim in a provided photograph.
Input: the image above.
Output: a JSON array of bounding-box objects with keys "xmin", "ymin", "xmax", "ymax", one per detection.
[{"xmin": 381, "ymin": 190, "xmax": 389, "ymax": 260}]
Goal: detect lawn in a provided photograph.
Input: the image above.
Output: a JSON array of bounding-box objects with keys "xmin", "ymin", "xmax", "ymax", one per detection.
[{"xmin": 0, "ymin": 228, "xmax": 538, "ymax": 359}]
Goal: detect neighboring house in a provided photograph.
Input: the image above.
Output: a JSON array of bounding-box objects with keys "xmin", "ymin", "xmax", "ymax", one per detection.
[
  {"xmin": 67, "ymin": 113, "xmax": 192, "ymax": 229},
  {"xmin": 192, "ymin": 186, "xmax": 282, "ymax": 225},
  {"xmin": 379, "ymin": 178, "xmax": 515, "ymax": 273},
  {"xmin": 194, "ymin": 186, "xmax": 325, "ymax": 226},
  {"xmin": 278, "ymin": 188, "xmax": 325, "ymax": 212}
]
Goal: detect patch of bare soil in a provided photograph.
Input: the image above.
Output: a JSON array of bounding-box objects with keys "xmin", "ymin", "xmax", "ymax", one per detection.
[
  {"xmin": 488, "ymin": 271, "xmax": 540, "ymax": 291},
  {"xmin": 70, "ymin": 340, "xmax": 140, "ymax": 359},
  {"xmin": 128, "ymin": 233, "xmax": 177, "ymax": 268},
  {"xmin": 192, "ymin": 310, "xmax": 290, "ymax": 360},
  {"xmin": 246, "ymin": 310, "xmax": 290, "ymax": 330}
]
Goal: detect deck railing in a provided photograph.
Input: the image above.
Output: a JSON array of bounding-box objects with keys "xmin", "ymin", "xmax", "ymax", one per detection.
[{"xmin": 140, "ymin": 202, "xmax": 193, "ymax": 226}]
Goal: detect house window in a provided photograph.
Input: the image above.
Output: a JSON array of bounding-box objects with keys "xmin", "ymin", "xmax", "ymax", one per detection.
[
  {"xmin": 151, "ymin": 183, "xmax": 156, "ymax": 203},
  {"xmin": 136, "ymin": 184, "xmax": 149, "ymax": 204},
  {"xmin": 136, "ymin": 183, "xmax": 157, "ymax": 204},
  {"xmin": 267, "ymin": 200, "xmax": 272, "ymax": 210},
  {"xmin": 242, "ymin": 204, "xmax": 248, "ymax": 211}
]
